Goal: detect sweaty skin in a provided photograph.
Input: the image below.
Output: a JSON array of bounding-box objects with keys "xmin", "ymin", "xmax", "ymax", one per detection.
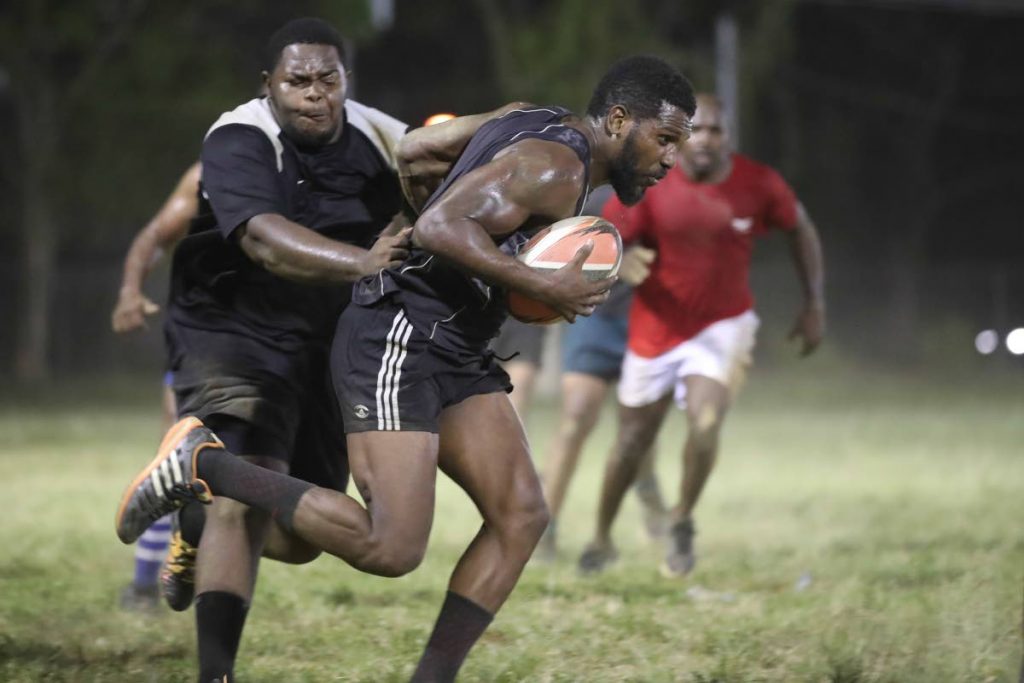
[
  {"xmin": 398, "ymin": 102, "xmax": 531, "ymax": 214},
  {"xmin": 192, "ymin": 44, "xmax": 525, "ymax": 605},
  {"xmin": 281, "ymin": 102, "xmax": 694, "ymax": 594},
  {"xmin": 413, "ymin": 105, "xmax": 690, "ymax": 321}
]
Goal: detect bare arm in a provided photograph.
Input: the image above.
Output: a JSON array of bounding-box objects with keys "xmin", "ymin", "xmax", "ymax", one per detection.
[
  {"xmin": 398, "ymin": 101, "xmax": 530, "ymax": 213},
  {"xmin": 111, "ymin": 162, "xmax": 201, "ymax": 332},
  {"xmin": 238, "ymin": 215, "xmax": 411, "ymax": 285},
  {"xmin": 413, "ymin": 138, "xmax": 611, "ymax": 321},
  {"xmin": 785, "ymin": 202, "xmax": 826, "ymax": 356}
]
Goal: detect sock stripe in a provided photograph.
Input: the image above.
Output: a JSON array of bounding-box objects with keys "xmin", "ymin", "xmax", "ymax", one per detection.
[
  {"xmin": 138, "ymin": 535, "xmax": 170, "ymax": 550},
  {"xmin": 134, "ymin": 548, "xmax": 166, "ymax": 562}
]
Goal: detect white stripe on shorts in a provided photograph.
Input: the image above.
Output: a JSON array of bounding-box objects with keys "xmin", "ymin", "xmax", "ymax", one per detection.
[
  {"xmin": 375, "ymin": 310, "xmax": 412, "ymax": 430},
  {"xmin": 389, "ymin": 322, "xmax": 414, "ymax": 430}
]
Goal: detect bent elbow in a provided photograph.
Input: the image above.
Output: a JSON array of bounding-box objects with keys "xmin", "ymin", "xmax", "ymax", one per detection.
[
  {"xmin": 411, "ymin": 214, "xmax": 445, "ymax": 253},
  {"xmin": 239, "ymin": 230, "xmax": 284, "ymax": 275}
]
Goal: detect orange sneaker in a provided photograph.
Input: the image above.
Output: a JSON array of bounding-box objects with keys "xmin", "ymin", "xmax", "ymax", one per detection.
[{"xmin": 115, "ymin": 417, "xmax": 220, "ymax": 544}]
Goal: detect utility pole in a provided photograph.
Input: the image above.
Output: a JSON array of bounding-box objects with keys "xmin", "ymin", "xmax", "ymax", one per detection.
[{"xmin": 715, "ymin": 10, "xmax": 740, "ymax": 148}]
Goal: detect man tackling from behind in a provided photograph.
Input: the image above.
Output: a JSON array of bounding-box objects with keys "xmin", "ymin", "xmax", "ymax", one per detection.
[{"xmin": 116, "ymin": 55, "xmax": 696, "ymax": 681}]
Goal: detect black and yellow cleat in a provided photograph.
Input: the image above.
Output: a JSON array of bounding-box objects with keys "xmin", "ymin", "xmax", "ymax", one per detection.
[
  {"xmin": 160, "ymin": 524, "xmax": 198, "ymax": 611},
  {"xmin": 115, "ymin": 416, "xmax": 220, "ymax": 544}
]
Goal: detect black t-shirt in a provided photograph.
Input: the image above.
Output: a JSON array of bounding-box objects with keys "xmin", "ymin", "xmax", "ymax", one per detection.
[
  {"xmin": 169, "ymin": 98, "xmax": 407, "ymax": 351},
  {"xmin": 352, "ymin": 106, "xmax": 592, "ymax": 354}
]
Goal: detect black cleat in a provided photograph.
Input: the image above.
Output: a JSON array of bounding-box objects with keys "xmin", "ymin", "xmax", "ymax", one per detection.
[
  {"xmin": 661, "ymin": 518, "xmax": 697, "ymax": 578},
  {"xmin": 119, "ymin": 583, "xmax": 160, "ymax": 612},
  {"xmin": 577, "ymin": 542, "xmax": 618, "ymax": 575},
  {"xmin": 115, "ymin": 417, "xmax": 220, "ymax": 544}
]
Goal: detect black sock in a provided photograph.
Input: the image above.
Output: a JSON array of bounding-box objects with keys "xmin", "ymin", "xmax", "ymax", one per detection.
[
  {"xmin": 178, "ymin": 502, "xmax": 206, "ymax": 547},
  {"xmin": 410, "ymin": 591, "xmax": 494, "ymax": 683},
  {"xmin": 197, "ymin": 449, "xmax": 313, "ymax": 532},
  {"xmin": 195, "ymin": 591, "xmax": 248, "ymax": 683}
]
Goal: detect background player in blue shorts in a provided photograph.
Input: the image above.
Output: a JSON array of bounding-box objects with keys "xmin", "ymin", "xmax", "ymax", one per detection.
[
  {"xmin": 536, "ymin": 186, "xmax": 668, "ymax": 559},
  {"xmin": 116, "ymin": 56, "xmax": 696, "ymax": 682},
  {"xmin": 491, "ymin": 317, "xmax": 548, "ymax": 420}
]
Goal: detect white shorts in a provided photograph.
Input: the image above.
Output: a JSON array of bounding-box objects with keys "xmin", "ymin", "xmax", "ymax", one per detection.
[{"xmin": 617, "ymin": 310, "xmax": 759, "ymax": 409}]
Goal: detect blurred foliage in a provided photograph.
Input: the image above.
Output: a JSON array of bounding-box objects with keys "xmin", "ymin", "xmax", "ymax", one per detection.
[
  {"xmin": 471, "ymin": 0, "xmax": 716, "ymax": 110},
  {"xmin": 0, "ymin": 0, "xmax": 373, "ymax": 251},
  {"xmin": 1, "ymin": 0, "xmax": 1023, "ymax": 377}
]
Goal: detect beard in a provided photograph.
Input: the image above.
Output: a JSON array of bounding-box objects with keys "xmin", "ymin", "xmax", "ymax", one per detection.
[{"xmin": 607, "ymin": 129, "xmax": 647, "ymax": 206}]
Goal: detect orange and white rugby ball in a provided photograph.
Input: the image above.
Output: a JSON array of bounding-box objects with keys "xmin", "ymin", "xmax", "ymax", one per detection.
[{"xmin": 507, "ymin": 215, "xmax": 622, "ymax": 324}]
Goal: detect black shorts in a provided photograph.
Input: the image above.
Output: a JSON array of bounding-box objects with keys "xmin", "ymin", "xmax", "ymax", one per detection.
[
  {"xmin": 491, "ymin": 318, "xmax": 546, "ymax": 366},
  {"xmin": 332, "ymin": 301, "xmax": 512, "ymax": 434},
  {"xmin": 165, "ymin": 319, "xmax": 348, "ymax": 491}
]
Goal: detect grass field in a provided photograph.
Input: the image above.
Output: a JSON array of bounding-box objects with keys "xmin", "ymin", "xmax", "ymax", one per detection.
[{"xmin": 1, "ymin": 361, "xmax": 1022, "ymax": 682}]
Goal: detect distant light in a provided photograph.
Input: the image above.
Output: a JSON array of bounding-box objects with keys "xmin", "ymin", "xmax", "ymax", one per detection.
[
  {"xmin": 975, "ymin": 329, "xmax": 999, "ymax": 355},
  {"xmin": 424, "ymin": 113, "xmax": 456, "ymax": 126},
  {"xmin": 1007, "ymin": 328, "xmax": 1024, "ymax": 355}
]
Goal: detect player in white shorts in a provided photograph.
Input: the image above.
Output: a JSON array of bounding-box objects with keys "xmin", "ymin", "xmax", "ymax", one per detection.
[
  {"xmin": 617, "ymin": 310, "xmax": 759, "ymax": 409},
  {"xmin": 578, "ymin": 93, "xmax": 826, "ymax": 576}
]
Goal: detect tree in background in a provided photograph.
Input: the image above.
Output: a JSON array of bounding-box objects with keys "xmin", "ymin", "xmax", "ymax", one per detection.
[
  {"xmin": 0, "ymin": 0, "xmax": 371, "ymax": 382},
  {"xmin": 470, "ymin": 0, "xmax": 711, "ymax": 110}
]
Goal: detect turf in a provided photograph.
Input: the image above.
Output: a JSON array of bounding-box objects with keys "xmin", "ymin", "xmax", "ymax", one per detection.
[{"xmin": 1, "ymin": 363, "xmax": 1021, "ymax": 682}]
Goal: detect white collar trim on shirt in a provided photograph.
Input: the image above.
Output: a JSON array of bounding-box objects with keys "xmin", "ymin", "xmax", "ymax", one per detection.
[{"xmin": 206, "ymin": 98, "xmax": 408, "ymax": 173}]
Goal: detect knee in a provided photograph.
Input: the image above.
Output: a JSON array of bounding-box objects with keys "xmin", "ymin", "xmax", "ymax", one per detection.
[
  {"xmin": 557, "ymin": 414, "xmax": 588, "ymax": 443},
  {"xmin": 558, "ymin": 401, "xmax": 599, "ymax": 443},
  {"xmin": 501, "ymin": 490, "xmax": 550, "ymax": 546},
  {"xmin": 687, "ymin": 405, "xmax": 724, "ymax": 451},
  {"xmin": 362, "ymin": 533, "xmax": 428, "ymax": 578},
  {"xmin": 613, "ymin": 427, "xmax": 652, "ymax": 464}
]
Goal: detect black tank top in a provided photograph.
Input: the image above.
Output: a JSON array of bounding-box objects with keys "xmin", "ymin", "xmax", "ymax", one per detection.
[{"xmin": 352, "ymin": 106, "xmax": 592, "ymax": 353}]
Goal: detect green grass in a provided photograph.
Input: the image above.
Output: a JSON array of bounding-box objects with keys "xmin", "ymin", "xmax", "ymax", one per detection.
[{"xmin": 1, "ymin": 363, "xmax": 1022, "ymax": 682}]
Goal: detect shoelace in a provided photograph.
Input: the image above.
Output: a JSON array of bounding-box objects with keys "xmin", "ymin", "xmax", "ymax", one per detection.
[{"xmin": 167, "ymin": 481, "xmax": 202, "ymax": 503}]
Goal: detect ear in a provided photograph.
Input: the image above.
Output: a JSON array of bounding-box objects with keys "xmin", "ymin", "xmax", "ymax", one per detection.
[
  {"xmin": 261, "ymin": 71, "xmax": 271, "ymax": 90},
  {"xmin": 339, "ymin": 69, "xmax": 350, "ymax": 99},
  {"xmin": 604, "ymin": 104, "xmax": 630, "ymax": 139}
]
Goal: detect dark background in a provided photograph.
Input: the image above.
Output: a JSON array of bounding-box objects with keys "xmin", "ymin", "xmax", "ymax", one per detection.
[{"xmin": 1, "ymin": 0, "xmax": 1022, "ymax": 381}]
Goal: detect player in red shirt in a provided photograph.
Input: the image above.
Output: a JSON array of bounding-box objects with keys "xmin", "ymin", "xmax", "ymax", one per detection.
[{"xmin": 578, "ymin": 93, "xmax": 825, "ymax": 576}]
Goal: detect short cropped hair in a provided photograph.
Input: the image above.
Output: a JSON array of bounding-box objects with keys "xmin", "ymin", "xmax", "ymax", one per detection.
[
  {"xmin": 265, "ymin": 17, "xmax": 347, "ymax": 72},
  {"xmin": 586, "ymin": 55, "xmax": 696, "ymax": 121}
]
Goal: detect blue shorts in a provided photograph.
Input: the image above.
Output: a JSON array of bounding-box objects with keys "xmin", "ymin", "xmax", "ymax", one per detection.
[{"xmin": 561, "ymin": 312, "xmax": 628, "ymax": 380}]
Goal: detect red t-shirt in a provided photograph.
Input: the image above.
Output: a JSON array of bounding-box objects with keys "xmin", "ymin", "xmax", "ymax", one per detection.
[{"xmin": 603, "ymin": 154, "xmax": 798, "ymax": 358}]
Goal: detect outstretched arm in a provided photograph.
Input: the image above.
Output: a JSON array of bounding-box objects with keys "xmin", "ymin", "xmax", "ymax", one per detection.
[
  {"xmin": 398, "ymin": 102, "xmax": 529, "ymax": 213},
  {"xmin": 238, "ymin": 216, "xmax": 411, "ymax": 285},
  {"xmin": 111, "ymin": 162, "xmax": 201, "ymax": 333},
  {"xmin": 785, "ymin": 202, "xmax": 826, "ymax": 356},
  {"xmin": 413, "ymin": 138, "xmax": 611, "ymax": 321},
  {"xmin": 231, "ymin": 104, "xmax": 534, "ymax": 285}
]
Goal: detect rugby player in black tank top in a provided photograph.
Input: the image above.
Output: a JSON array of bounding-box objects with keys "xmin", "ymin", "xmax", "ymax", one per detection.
[{"xmin": 117, "ymin": 55, "xmax": 695, "ymax": 682}]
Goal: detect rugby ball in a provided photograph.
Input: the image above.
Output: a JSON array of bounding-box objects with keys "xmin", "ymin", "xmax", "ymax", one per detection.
[{"xmin": 507, "ymin": 215, "xmax": 622, "ymax": 325}]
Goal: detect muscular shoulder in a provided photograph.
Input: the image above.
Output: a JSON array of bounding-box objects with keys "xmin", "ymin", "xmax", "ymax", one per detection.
[{"xmin": 496, "ymin": 137, "xmax": 586, "ymax": 212}]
